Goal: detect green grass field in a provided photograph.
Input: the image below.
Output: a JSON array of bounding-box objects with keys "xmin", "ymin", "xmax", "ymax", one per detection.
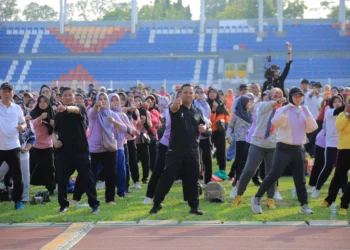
[{"xmin": 0, "ymin": 160, "xmax": 348, "ymax": 223}]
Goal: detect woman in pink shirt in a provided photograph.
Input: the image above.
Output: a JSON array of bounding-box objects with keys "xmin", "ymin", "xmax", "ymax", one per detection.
[
  {"xmin": 29, "ymin": 95, "xmax": 56, "ymax": 194},
  {"xmin": 145, "ymin": 95, "xmax": 162, "ymax": 172}
]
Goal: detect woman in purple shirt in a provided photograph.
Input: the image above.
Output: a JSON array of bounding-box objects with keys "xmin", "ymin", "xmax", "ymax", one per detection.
[{"xmin": 88, "ymin": 92, "xmax": 126, "ymax": 204}]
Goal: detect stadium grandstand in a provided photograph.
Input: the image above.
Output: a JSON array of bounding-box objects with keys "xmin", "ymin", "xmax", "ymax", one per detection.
[{"xmin": 0, "ymin": 0, "xmax": 349, "ymax": 92}]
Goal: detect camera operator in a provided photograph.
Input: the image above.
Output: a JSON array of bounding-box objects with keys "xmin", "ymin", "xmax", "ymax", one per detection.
[{"xmin": 262, "ymin": 43, "xmax": 293, "ymax": 95}]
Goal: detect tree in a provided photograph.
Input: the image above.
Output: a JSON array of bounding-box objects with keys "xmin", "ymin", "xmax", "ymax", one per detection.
[
  {"xmin": 22, "ymin": 2, "xmax": 58, "ymax": 21},
  {"xmin": 102, "ymin": 2, "xmax": 131, "ymax": 21},
  {"xmin": 205, "ymin": 0, "xmax": 226, "ymax": 19},
  {"xmin": 0, "ymin": 0, "xmax": 20, "ymax": 21},
  {"xmin": 283, "ymin": 0, "xmax": 307, "ymax": 19},
  {"xmin": 75, "ymin": 0, "xmax": 90, "ymax": 21},
  {"xmin": 327, "ymin": 5, "xmax": 350, "ymax": 18},
  {"xmin": 174, "ymin": 0, "xmax": 183, "ymax": 10},
  {"xmin": 67, "ymin": 3, "xmax": 75, "ymax": 21},
  {"xmin": 216, "ymin": 0, "xmax": 276, "ymax": 19}
]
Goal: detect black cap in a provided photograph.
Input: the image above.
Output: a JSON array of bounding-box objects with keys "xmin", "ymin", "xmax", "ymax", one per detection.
[
  {"xmin": 239, "ymin": 84, "xmax": 248, "ymax": 90},
  {"xmin": 14, "ymin": 93, "xmax": 24, "ymax": 100},
  {"xmin": 1, "ymin": 82, "xmax": 14, "ymax": 90},
  {"xmin": 300, "ymin": 79, "xmax": 309, "ymax": 84},
  {"xmin": 314, "ymin": 82, "xmax": 322, "ymax": 88},
  {"xmin": 289, "ymin": 87, "xmax": 304, "ymax": 97}
]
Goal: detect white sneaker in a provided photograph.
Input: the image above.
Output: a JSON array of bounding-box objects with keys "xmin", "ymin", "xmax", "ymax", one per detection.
[
  {"xmin": 96, "ymin": 181, "xmax": 105, "ymax": 190},
  {"xmin": 72, "ymin": 200, "xmax": 80, "ymax": 205},
  {"xmin": 229, "ymin": 187, "xmax": 237, "ymax": 199},
  {"xmin": 108, "ymin": 201, "xmax": 116, "ymax": 205},
  {"xmin": 134, "ymin": 182, "xmax": 142, "ymax": 189},
  {"xmin": 273, "ymin": 192, "xmax": 283, "ymax": 201},
  {"xmin": 143, "ymin": 197, "xmax": 152, "ymax": 205},
  {"xmin": 251, "ymin": 197, "xmax": 263, "ymax": 214},
  {"xmin": 311, "ymin": 189, "xmax": 320, "ymax": 198},
  {"xmin": 301, "ymin": 204, "xmax": 314, "ymax": 214},
  {"xmin": 307, "ymin": 186, "xmax": 315, "ymax": 193}
]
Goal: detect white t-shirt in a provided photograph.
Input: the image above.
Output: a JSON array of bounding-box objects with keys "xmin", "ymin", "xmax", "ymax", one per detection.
[
  {"xmin": 0, "ymin": 102, "xmax": 26, "ymax": 150},
  {"xmin": 304, "ymin": 94, "xmax": 323, "ymax": 119},
  {"xmin": 324, "ymin": 108, "xmax": 339, "ymax": 148}
]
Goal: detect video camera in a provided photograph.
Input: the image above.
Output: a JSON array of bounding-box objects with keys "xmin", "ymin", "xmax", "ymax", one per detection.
[{"xmin": 264, "ymin": 56, "xmax": 280, "ymax": 87}]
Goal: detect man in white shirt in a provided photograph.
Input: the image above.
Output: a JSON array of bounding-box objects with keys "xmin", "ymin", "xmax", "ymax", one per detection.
[{"xmin": 0, "ymin": 82, "xmax": 26, "ymax": 210}]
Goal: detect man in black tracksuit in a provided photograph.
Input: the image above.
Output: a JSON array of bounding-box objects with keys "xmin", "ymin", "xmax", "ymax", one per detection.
[{"xmin": 150, "ymin": 84, "xmax": 207, "ymax": 215}]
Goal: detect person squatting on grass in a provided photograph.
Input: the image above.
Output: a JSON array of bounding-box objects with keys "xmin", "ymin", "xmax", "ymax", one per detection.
[
  {"xmin": 232, "ymin": 88, "xmax": 286, "ymax": 209},
  {"xmin": 251, "ymin": 87, "xmax": 318, "ymax": 215}
]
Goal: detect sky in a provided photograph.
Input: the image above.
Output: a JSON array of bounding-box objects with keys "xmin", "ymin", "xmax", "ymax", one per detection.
[{"xmin": 16, "ymin": 0, "xmax": 348, "ymax": 20}]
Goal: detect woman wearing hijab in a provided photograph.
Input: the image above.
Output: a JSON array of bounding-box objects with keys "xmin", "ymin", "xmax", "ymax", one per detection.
[
  {"xmin": 0, "ymin": 101, "xmax": 35, "ymax": 203},
  {"xmin": 194, "ymin": 87, "xmax": 212, "ymax": 184},
  {"xmin": 208, "ymin": 88, "xmax": 230, "ymax": 175},
  {"xmin": 40, "ymin": 85, "xmax": 59, "ymax": 110},
  {"xmin": 311, "ymin": 94, "xmax": 346, "ymax": 198},
  {"xmin": 145, "ymin": 95, "xmax": 162, "ymax": 172},
  {"xmin": 225, "ymin": 96, "xmax": 253, "ymax": 198},
  {"xmin": 251, "ymin": 87, "xmax": 317, "ymax": 215},
  {"xmin": 29, "ymin": 95, "xmax": 56, "ymax": 194},
  {"xmin": 88, "ymin": 92, "xmax": 127, "ymax": 203},
  {"xmin": 109, "ymin": 93, "xmax": 133, "ymax": 197}
]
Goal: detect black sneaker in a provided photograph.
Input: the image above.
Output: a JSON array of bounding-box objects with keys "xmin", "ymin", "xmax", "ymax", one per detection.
[
  {"xmin": 92, "ymin": 206, "xmax": 100, "ymax": 214},
  {"xmin": 190, "ymin": 207, "xmax": 204, "ymax": 215},
  {"xmin": 142, "ymin": 180, "xmax": 149, "ymax": 184},
  {"xmin": 149, "ymin": 204, "xmax": 163, "ymax": 214},
  {"xmin": 58, "ymin": 206, "xmax": 68, "ymax": 214}
]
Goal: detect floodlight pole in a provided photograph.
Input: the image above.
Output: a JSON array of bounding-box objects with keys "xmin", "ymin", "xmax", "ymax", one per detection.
[
  {"xmin": 258, "ymin": 0, "xmax": 263, "ymax": 33},
  {"xmin": 59, "ymin": 0, "xmax": 64, "ymax": 34},
  {"xmin": 200, "ymin": 0, "xmax": 206, "ymax": 33},
  {"xmin": 131, "ymin": 0, "xmax": 138, "ymax": 34},
  {"xmin": 277, "ymin": 0, "xmax": 283, "ymax": 32},
  {"xmin": 64, "ymin": 0, "xmax": 68, "ymax": 24},
  {"xmin": 339, "ymin": 0, "xmax": 346, "ymax": 32}
]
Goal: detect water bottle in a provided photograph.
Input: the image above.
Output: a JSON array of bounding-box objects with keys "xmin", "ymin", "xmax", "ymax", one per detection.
[
  {"xmin": 330, "ymin": 203, "xmax": 337, "ymax": 222},
  {"xmin": 291, "ymin": 188, "xmax": 296, "ymax": 199},
  {"xmin": 76, "ymin": 204, "xmax": 89, "ymax": 209}
]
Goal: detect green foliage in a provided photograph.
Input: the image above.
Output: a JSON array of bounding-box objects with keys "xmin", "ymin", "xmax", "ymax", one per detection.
[
  {"xmin": 102, "ymin": 2, "xmax": 131, "ymax": 21},
  {"xmin": 327, "ymin": 5, "xmax": 350, "ymax": 19},
  {"xmin": 0, "ymin": 0, "xmax": 20, "ymax": 21},
  {"xmin": 216, "ymin": 0, "xmax": 276, "ymax": 19},
  {"xmin": 205, "ymin": 0, "xmax": 227, "ymax": 20},
  {"xmin": 283, "ymin": 0, "xmax": 308, "ymax": 19},
  {"xmin": 22, "ymin": 2, "xmax": 58, "ymax": 21}
]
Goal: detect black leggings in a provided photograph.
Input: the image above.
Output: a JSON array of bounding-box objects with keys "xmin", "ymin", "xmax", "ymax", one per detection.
[
  {"xmin": 91, "ymin": 151, "xmax": 117, "ymax": 203},
  {"xmin": 308, "ymin": 145, "xmax": 325, "ymax": 187},
  {"xmin": 316, "ymin": 147, "xmax": 338, "ymax": 190},
  {"xmin": 137, "ymin": 143, "xmax": 150, "ymax": 182},
  {"xmin": 228, "ymin": 141, "xmax": 247, "ymax": 181},
  {"xmin": 127, "ymin": 140, "xmax": 139, "ymax": 184},
  {"xmin": 199, "ymin": 137, "xmax": 213, "ymax": 184},
  {"xmin": 146, "ymin": 143, "xmax": 168, "ymax": 198},
  {"xmin": 149, "ymin": 138, "xmax": 157, "ymax": 172},
  {"xmin": 30, "ymin": 147, "xmax": 55, "ymax": 192},
  {"xmin": 211, "ymin": 130, "xmax": 226, "ymax": 171}
]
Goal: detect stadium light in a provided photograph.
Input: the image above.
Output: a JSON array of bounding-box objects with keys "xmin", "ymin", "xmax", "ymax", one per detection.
[
  {"xmin": 60, "ymin": 0, "xmax": 64, "ymax": 34},
  {"xmin": 258, "ymin": 0, "xmax": 263, "ymax": 33},
  {"xmin": 200, "ymin": 0, "xmax": 205, "ymax": 33},
  {"xmin": 277, "ymin": 0, "xmax": 283, "ymax": 32},
  {"xmin": 131, "ymin": 0, "xmax": 138, "ymax": 34},
  {"xmin": 339, "ymin": 0, "xmax": 346, "ymax": 32}
]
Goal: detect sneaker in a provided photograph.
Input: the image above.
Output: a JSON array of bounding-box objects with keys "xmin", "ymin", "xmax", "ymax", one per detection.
[
  {"xmin": 273, "ymin": 192, "xmax": 283, "ymax": 201},
  {"xmin": 96, "ymin": 181, "xmax": 105, "ymax": 190},
  {"xmin": 266, "ymin": 198, "xmax": 276, "ymax": 209},
  {"xmin": 92, "ymin": 206, "xmax": 100, "ymax": 214},
  {"xmin": 142, "ymin": 179, "xmax": 149, "ymax": 184},
  {"xmin": 251, "ymin": 197, "xmax": 262, "ymax": 214},
  {"xmin": 143, "ymin": 197, "xmax": 152, "ymax": 205},
  {"xmin": 229, "ymin": 186, "xmax": 237, "ymax": 199},
  {"xmin": 321, "ymin": 200, "xmax": 330, "ymax": 207},
  {"xmin": 311, "ymin": 189, "xmax": 320, "ymax": 198},
  {"xmin": 14, "ymin": 202, "xmax": 24, "ymax": 210},
  {"xmin": 58, "ymin": 206, "xmax": 68, "ymax": 214},
  {"xmin": 72, "ymin": 200, "xmax": 80, "ymax": 205},
  {"xmin": 307, "ymin": 186, "xmax": 315, "ymax": 193},
  {"xmin": 301, "ymin": 204, "xmax": 313, "ymax": 214},
  {"xmin": 339, "ymin": 208, "xmax": 347, "ymax": 216},
  {"xmin": 232, "ymin": 195, "xmax": 243, "ymax": 208},
  {"xmin": 190, "ymin": 207, "xmax": 204, "ymax": 215},
  {"xmin": 134, "ymin": 182, "xmax": 142, "ymax": 189},
  {"xmin": 107, "ymin": 201, "xmax": 116, "ymax": 205},
  {"xmin": 149, "ymin": 204, "xmax": 163, "ymax": 214}
]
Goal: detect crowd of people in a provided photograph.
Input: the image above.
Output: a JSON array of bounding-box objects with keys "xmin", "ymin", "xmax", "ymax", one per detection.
[{"xmin": 0, "ymin": 58, "xmax": 350, "ymax": 216}]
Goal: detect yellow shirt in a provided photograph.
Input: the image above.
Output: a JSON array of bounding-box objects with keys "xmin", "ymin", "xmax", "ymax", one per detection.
[{"xmin": 335, "ymin": 112, "xmax": 350, "ymax": 150}]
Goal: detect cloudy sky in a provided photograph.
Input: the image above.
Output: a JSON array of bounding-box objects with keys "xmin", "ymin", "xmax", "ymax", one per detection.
[{"xmin": 16, "ymin": 0, "xmax": 348, "ymax": 20}]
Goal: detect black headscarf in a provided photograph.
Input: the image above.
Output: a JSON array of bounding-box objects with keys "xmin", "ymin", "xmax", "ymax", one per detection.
[
  {"xmin": 40, "ymin": 84, "xmax": 58, "ymax": 107},
  {"xmin": 30, "ymin": 95, "xmax": 55, "ymax": 135},
  {"xmin": 234, "ymin": 96, "xmax": 252, "ymax": 123},
  {"xmin": 329, "ymin": 94, "xmax": 344, "ymax": 109},
  {"xmin": 207, "ymin": 88, "xmax": 229, "ymax": 116}
]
